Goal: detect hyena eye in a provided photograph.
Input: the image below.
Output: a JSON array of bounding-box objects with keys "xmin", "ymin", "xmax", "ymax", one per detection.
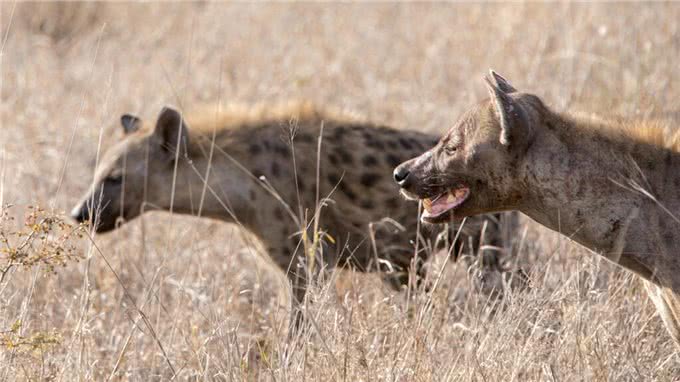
[
  {"xmin": 104, "ymin": 173, "xmax": 123, "ymax": 184},
  {"xmin": 444, "ymin": 145, "xmax": 458, "ymax": 155}
]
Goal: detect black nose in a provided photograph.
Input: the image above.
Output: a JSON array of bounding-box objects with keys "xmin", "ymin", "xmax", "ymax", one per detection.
[
  {"xmin": 71, "ymin": 205, "xmax": 90, "ymax": 223},
  {"xmin": 393, "ymin": 164, "xmax": 411, "ymax": 187}
]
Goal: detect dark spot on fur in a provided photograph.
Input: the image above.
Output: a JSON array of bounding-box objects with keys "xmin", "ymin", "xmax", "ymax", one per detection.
[
  {"xmin": 333, "ymin": 126, "xmax": 347, "ymax": 140},
  {"xmin": 249, "ymin": 189, "xmax": 257, "ymax": 201},
  {"xmin": 664, "ymin": 232, "xmax": 675, "ymax": 247},
  {"xmin": 249, "ymin": 144, "xmax": 261, "ymax": 155},
  {"xmin": 386, "ymin": 197, "xmax": 400, "ymax": 209},
  {"xmin": 297, "ymin": 178, "xmax": 305, "ymax": 192},
  {"xmin": 335, "ymin": 147, "xmax": 353, "ymax": 164},
  {"xmin": 262, "ymin": 140, "xmax": 271, "ymax": 150},
  {"xmin": 296, "ymin": 134, "xmax": 314, "ymax": 144},
  {"xmin": 338, "ymin": 182, "xmax": 357, "ymax": 201},
  {"xmin": 274, "ymin": 208, "xmax": 284, "ymax": 220},
  {"xmin": 360, "ymin": 173, "xmax": 380, "ymax": 188},
  {"xmin": 647, "ymin": 159, "xmax": 656, "ymax": 171},
  {"xmin": 659, "ymin": 218, "xmax": 674, "ymax": 247},
  {"xmin": 362, "ymin": 155, "xmax": 378, "ymax": 167},
  {"xmin": 360, "ymin": 200, "xmax": 374, "ymax": 210},
  {"xmin": 385, "ymin": 154, "xmax": 401, "ymax": 167},
  {"xmin": 328, "ymin": 154, "xmax": 339, "ymax": 166},
  {"xmin": 376, "ymin": 126, "xmax": 396, "ymax": 135},
  {"xmin": 545, "ymin": 120, "xmax": 558, "ymax": 131},
  {"xmin": 271, "ymin": 162, "xmax": 281, "ymax": 177},
  {"xmin": 411, "ymin": 138, "xmax": 425, "ymax": 150},
  {"xmin": 274, "ymin": 145, "xmax": 288, "ymax": 157},
  {"xmin": 327, "ymin": 173, "xmax": 340, "ymax": 185},
  {"xmin": 366, "ymin": 138, "xmax": 385, "ymax": 150},
  {"xmin": 390, "ymin": 139, "xmax": 403, "ymax": 148}
]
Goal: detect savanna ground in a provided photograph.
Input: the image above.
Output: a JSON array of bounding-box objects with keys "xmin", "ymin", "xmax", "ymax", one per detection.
[{"xmin": 1, "ymin": 2, "xmax": 680, "ymax": 381}]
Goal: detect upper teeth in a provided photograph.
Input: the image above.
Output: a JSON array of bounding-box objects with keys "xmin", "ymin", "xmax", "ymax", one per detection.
[{"xmin": 423, "ymin": 198, "xmax": 432, "ymax": 211}]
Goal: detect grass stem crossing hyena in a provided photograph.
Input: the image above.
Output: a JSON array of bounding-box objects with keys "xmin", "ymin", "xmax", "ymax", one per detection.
[
  {"xmin": 70, "ymin": 102, "xmax": 507, "ymax": 325},
  {"xmin": 395, "ymin": 71, "xmax": 680, "ymax": 347}
]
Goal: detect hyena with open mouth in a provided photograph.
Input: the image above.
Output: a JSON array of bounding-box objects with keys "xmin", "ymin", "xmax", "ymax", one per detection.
[
  {"xmin": 71, "ymin": 102, "xmax": 509, "ymax": 325},
  {"xmin": 395, "ymin": 71, "xmax": 680, "ymax": 347}
]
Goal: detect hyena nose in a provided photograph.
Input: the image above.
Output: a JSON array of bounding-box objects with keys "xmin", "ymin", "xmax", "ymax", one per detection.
[
  {"xmin": 393, "ymin": 164, "xmax": 411, "ymax": 187},
  {"xmin": 70, "ymin": 205, "xmax": 89, "ymax": 223}
]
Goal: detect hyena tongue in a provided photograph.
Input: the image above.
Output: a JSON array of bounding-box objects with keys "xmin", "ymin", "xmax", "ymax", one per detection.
[
  {"xmin": 424, "ymin": 187, "xmax": 470, "ymax": 217},
  {"xmin": 429, "ymin": 192, "xmax": 457, "ymax": 215}
]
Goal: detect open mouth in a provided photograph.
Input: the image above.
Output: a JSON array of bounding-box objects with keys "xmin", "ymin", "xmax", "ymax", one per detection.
[{"xmin": 421, "ymin": 185, "xmax": 470, "ymax": 220}]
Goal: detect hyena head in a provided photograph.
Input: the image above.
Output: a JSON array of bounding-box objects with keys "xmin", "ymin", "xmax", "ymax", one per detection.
[
  {"xmin": 394, "ymin": 70, "xmax": 544, "ymax": 224},
  {"xmin": 71, "ymin": 106, "xmax": 195, "ymax": 232}
]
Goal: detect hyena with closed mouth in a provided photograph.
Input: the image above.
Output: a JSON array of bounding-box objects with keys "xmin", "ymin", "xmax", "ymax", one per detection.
[
  {"xmin": 71, "ymin": 102, "xmax": 507, "ymax": 325},
  {"xmin": 395, "ymin": 70, "xmax": 680, "ymax": 347}
]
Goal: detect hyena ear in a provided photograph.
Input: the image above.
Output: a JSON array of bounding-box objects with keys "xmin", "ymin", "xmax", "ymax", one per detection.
[
  {"xmin": 120, "ymin": 114, "xmax": 142, "ymax": 134},
  {"xmin": 153, "ymin": 106, "xmax": 190, "ymax": 155},
  {"xmin": 488, "ymin": 70, "xmax": 517, "ymax": 93},
  {"xmin": 484, "ymin": 73, "xmax": 527, "ymax": 146}
]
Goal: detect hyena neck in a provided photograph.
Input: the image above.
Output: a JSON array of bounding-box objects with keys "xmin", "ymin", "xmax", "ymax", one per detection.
[
  {"xmin": 516, "ymin": 113, "xmax": 654, "ymax": 259},
  {"xmin": 167, "ymin": 156, "xmax": 260, "ymax": 227}
]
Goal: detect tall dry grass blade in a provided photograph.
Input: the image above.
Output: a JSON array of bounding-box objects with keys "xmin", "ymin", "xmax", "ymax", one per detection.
[
  {"xmin": 197, "ymin": 59, "xmax": 224, "ymax": 218},
  {"xmin": 54, "ymin": 23, "xmax": 106, "ymax": 204},
  {"xmin": 81, "ymin": 231, "xmax": 176, "ymax": 376},
  {"xmin": 0, "ymin": 1, "xmax": 16, "ymax": 58}
]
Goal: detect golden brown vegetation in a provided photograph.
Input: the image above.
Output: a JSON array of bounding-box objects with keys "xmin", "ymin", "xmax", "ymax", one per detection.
[{"xmin": 1, "ymin": 2, "xmax": 679, "ymax": 380}]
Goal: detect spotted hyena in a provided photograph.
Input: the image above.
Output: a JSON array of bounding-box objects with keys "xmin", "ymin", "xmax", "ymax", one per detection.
[
  {"xmin": 395, "ymin": 70, "xmax": 680, "ymax": 347},
  {"xmin": 71, "ymin": 102, "xmax": 506, "ymax": 322}
]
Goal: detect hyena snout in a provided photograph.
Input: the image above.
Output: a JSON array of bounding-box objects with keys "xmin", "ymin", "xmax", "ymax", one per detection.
[
  {"xmin": 70, "ymin": 204, "xmax": 89, "ymax": 223},
  {"xmin": 394, "ymin": 157, "xmax": 426, "ymax": 199},
  {"xmin": 70, "ymin": 202, "xmax": 120, "ymax": 233}
]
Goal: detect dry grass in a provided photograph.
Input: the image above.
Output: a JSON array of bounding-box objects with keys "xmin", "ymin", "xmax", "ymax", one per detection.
[{"xmin": 1, "ymin": 2, "xmax": 680, "ymax": 380}]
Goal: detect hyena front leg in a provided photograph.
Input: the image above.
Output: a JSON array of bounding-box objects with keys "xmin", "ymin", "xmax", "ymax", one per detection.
[
  {"xmin": 287, "ymin": 257, "xmax": 311, "ymax": 329},
  {"xmin": 271, "ymin": 242, "xmax": 331, "ymax": 332},
  {"xmin": 372, "ymin": 231, "xmax": 430, "ymax": 292},
  {"xmin": 368, "ymin": 218, "xmax": 443, "ymax": 292},
  {"xmin": 269, "ymin": 245, "xmax": 308, "ymax": 330}
]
